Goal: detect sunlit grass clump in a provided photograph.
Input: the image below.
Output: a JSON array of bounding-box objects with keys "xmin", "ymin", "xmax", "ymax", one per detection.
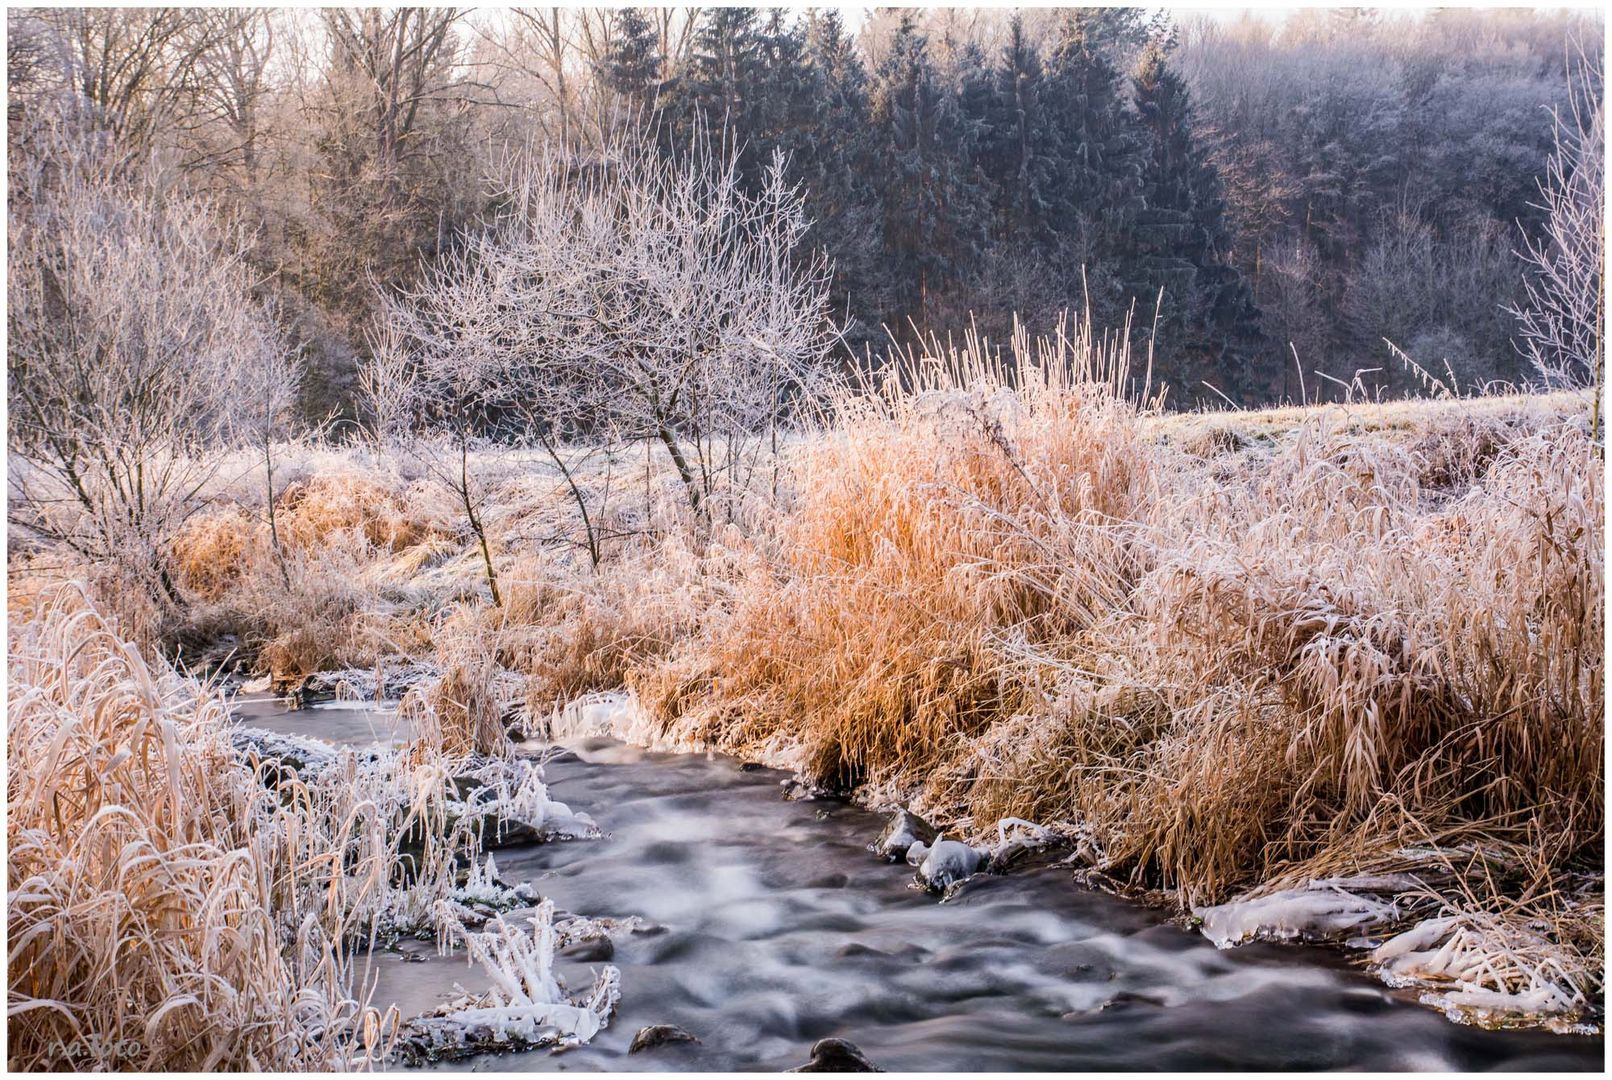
[
  {"xmin": 6, "ymin": 585, "xmax": 393, "ymax": 1069},
  {"xmin": 635, "ymin": 326, "xmax": 1600, "ymax": 908},
  {"xmin": 629, "ymin": 325, "xmax": 1603, "ymax": 1024}
]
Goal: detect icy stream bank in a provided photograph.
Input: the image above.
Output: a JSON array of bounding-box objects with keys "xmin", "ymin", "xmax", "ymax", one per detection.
[{"xmin": 235, "ymin": 699, "xmax": 1602, "ymax": 1071}]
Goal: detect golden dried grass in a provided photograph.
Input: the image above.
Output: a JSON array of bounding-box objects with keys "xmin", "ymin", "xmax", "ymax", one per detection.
[
  {"xmin": 626, "ymin": 322, "xmax": 1601, "ymax": 975},
  {"xmin": 492, "ymin": 545, "xmax": 710, "ymax": 716},
  {"xmin": 45, "ymin": 323, "xmax": 1595, "ymax": 1027},
  {"xmin": 277, "ymin": 471, "xmax": 442, "ymax": 552},
  {"xmin": 637, "ymin": 322, "xmax": 1152, "ymax": 787},
  {"xmin": 404, "ymin": 612, "xmax": 509, "ymax": 758},
  {"xmin": 6, "ymin": 585, "xmax": 394, "ymax": 1070},
  {"xmin": 165, "ymin": 468, "xmax": 455, "ymax": 682}
]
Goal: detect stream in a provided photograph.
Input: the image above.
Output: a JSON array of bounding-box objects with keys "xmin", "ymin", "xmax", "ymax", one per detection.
[{"xmin": 234, "ymin": 700, "xmax": 1604, "ymax": 1072}]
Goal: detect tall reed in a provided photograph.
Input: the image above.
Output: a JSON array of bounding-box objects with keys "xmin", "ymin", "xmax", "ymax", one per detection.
[{"xmin": 6, "ymin": 585, "xmax": 393, "ymax": 1069}]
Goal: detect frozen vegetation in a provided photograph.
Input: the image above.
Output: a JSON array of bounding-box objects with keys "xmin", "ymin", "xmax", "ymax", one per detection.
[
  {"xmin": 1371, "ymin": 914, "xmax": 1600, "ymax": 1034},
  {"xmin": 1194, "ymin": 878, "xmax": 1409, "ymax": 949},
  {"xmin": 5, "ymin": 10, "xmax": 1604, "ymax": 1066},
  {"xmin": 10, "ymin": 366, "xmax": 1602, "ymax": 1059},
  {"xmin": 397, "ymin": 901, "xmax": 621, "ymax": 1063},
  {"xmin": 6, "ymin": 587, "xmax": 620, "ymax": 1068}
]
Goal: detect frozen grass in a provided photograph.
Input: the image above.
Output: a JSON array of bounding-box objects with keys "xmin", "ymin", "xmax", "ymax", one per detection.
[
  {"xmin": 398, "ymin": 900, "xmax": 621, "ymax": 1063},
  {"xmin": 6, "ymin": 585, "xmax": 393, "ymax": 1068},
  {"xmin": 10, "ymin": 326, "xmax": 1601, "ymax": 1035},
  {"xmin": 1372, "ymin": 909, "xmax": 1601, "ymax": 1032},
  {"xmin": 5, "ymin": 584, "xmax": 606, "ymax": 1069}
]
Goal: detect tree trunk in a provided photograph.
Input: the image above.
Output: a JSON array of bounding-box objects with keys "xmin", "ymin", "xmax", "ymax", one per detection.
[
  {"xmin": 537, "ymin": 429, "xmax": 601, "ymax": 569},
  {"xmin": 459, "ymin": 431, "xmax": 502, "ymax": 606},
  {"xmin": 657, "ymin": 423, "xmax": 702, "ymax": 512},
  {"xmin": 265, "ymin": 439, "xmax": 291, "ymax": 591}
]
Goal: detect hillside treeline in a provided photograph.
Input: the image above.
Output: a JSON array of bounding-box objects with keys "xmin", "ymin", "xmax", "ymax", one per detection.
[{"xmin": 6, "ymin": 6, "xmax": 1601, "ymax": 415}]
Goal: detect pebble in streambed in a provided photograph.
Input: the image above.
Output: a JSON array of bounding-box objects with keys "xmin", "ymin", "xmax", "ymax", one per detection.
[
  {"xmin": 628, "ymin": 1024, "xmax": 700, "ymax": 1054},
  {"xmin": 787, "ymin": 1038, "xmax": 884, "ymax": 1072}
]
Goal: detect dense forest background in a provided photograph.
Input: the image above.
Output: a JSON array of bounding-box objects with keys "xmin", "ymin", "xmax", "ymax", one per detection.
[{"xmin": 7, "ymin": 5, "xmax": 1603, "ymax": 417}]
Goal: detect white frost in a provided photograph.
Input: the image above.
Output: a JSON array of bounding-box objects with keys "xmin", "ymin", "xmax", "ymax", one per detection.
[
  {"xmin": 451, "ymin": 853, "xmax": 538, "ymax": 911},
  {"xmin": 452, "ymin": 756, "xmax": 601, "ymax": 842},
  {"xmin": 400, "ymin": 900, "xmax": 621, "ymax": 1061},
  {"xmin": 1370, "ymin": 914, "xmax": 1593, "ymax": 1032},
  {"xmin": 542, "ymin": 691, "xmax": 698, "ymax": 753},
  {"xmin": 917, "ymin": 836, "xmax": 985, "ymax": 891},
  {"xmin": 1193, "ymin": 878, "xmax": 1406, "ymax": 948}
]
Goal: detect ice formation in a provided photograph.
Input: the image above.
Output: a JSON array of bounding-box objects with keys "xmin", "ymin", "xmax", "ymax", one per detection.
[
  {"xmin": 870, "ymin": 808, "xmax": 937, "ymax": 862},
  {"xmin": 917, "ymin": 836, "xmax": 986, "ymax": 892},
  {"xmin": 541, "ymin": 691, "xmax": 701, "ymax": 753},
  {"xmin": 985, "ymin": 817, "xmax": 1057, "ymax": 869},
  {"xmin": 232, "ymin": 726, "xmax": 341, "ymax": 780},
  {"xmin": 1370, "ymin": 915, "xmax": 1595, "ymax": 1033},
  {"xmin": 438, "ymin": 853, "xmax": 542, "ymax": 929},
  {"xmin": 233, "ymin": 723, "xmax": 597, "ymax": 944},
  {"xmin": 1193, "ymin": 877, "xmax": 1411, "ymax": 948},
  {"xmin": 450, "ymin": 755, "xmax": 601, "ymax": 844},
  {"xmin": 398, "ymin": 900, "xmax": 621, "ymax": 1063},
  {"xmin": 302, "ymin": 663, "xmax": 440, "ymax": 703}
]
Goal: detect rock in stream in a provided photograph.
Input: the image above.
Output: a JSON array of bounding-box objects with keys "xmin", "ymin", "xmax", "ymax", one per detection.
[{"xmin": 869, "ymin": 808, "xmax": 938, "ymax": 863}]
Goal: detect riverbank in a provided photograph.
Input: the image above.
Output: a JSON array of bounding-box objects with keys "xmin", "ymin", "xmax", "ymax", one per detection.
[
  {"xmin": 313, "ymin": 704, "xmax": 1609, "ymax": 1071},
  {"xmin": 9, "ymin": 361, "xmax": 1602, "ymax": 1038}
]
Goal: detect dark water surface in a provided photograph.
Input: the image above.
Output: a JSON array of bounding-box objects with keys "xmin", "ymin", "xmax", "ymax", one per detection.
[{"xmin": 238, "ymin": 701, "xmax": 1604, "ymax": 1072}]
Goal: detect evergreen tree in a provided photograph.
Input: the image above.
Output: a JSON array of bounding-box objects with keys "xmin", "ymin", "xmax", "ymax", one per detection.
[
  {"xmin": 662, "ymin": 7, "xmax": 765, "ymax": 166},
  {"xmin": 983, "ymin": 15, "xmax": 1059, "ymax": 245},
  {"xmin": 950, "ymin": 38, "xmax": 999, "ymax": 199},
  {"xmin": 803, "ymin": 8, "xmax": 875, "ymax": 186},
  {"xmin": 1067, "ymin": 5, "xmax": 1163, "ymax": 68},
  {"xmin": 868, "ymin": 14, "xmax": 989, "ymax": 321},
  {"xmin": 1040, "ymin": 10, "xmax": 1148, "ymax": 321},
  {"xmin": 752, "ymin": 10, "xmax": 820, "ymax": 169},
  {"xmin": 599, "ymin": 7, "xmax": 662, "ymax": 119},
  {"xmin": 803, "ymin": 8, "xmax": 885, "ymax": 345},
  {"xmin": 1130, "ymin": 40, "xmax": 1268, "ymax": 400}
]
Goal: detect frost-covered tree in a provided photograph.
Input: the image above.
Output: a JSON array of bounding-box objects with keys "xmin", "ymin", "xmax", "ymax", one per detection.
[
  {"xmin": 801, "ymin": 9, "xmax": 884, "ymax": 348},
  {"xmin": 982, "ymin": 16, "xmax": 1058, "ymax": 246},
  {"xmin": 7, "ymin": 122, "xmax": 297, "ymax": 606},
  {"xmin": 1040, "ymin": 10, "xmax": 1147, "ymax": 323},
  {"xmin": 362, "ymin": 305, "xmax": 508, "ymax": 603},
  {"xmin": 372, "ymin": 131, "xmax": 836, "ymax": 540},
  {"xmin": 1510, "ymin": 43, "xmax": 1604, "ymax": 407}
]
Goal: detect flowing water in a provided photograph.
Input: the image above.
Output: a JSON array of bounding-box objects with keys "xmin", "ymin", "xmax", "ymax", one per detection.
[{"xmin": 235, "ymin": 700, "xmax": 1604, "ymax": 1072}]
